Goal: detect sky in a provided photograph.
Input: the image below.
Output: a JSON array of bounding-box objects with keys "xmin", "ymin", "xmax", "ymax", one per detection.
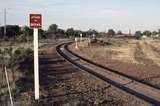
[{"xmin": 0, "ymin": 0, "xmax": 160, "ymax": 33}]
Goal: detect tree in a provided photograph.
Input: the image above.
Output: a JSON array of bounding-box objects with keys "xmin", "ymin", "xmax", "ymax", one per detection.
[
  {"xmin": 152, "ymin": 31, "xmax": 157, "ymax": 36},
  {"xmin": 85, "ymin": 29, "xmax": 98, "ymax": 37},
  {"xmin": 39, "ymin": 29, "xmax": 44, "ymax": 38},
  {"xmin": 17, "ymin": 26, "xmax": 33, "ymax": 42},
  {"xmin": 22, "ymin": 26, "xmax": 29, "ymax": 35},
  {"xmin": 57, "ymin": 29, "xmax": 65, "ymax": 35},
  {"xmin": 48, "ymin": 24, "xmax": 58, "ymax": 33},
  {"xmin": 117, "ymin": 30, "xmax": 123, "ymax": 35},
  {"xmin": 135, "ymin": 31, "xmax": 142, "ymax": 39},
  {"xmin": 143, "ymin": 30, "xmax": 151, "ymax": 37},
  {"xmin": 74, "ymin": 30, "xmax": 82, "ymax": 37},
  {"xmin": 21, "ymin": 26, "xmax": 33, "ymax": 36},
  {"xmin": 66, "ymin": 28, "xmax": 75, "ymax": 37},
  {"xmin": 107, "ymin": 29, "xmax": 115, "ymax": 36}
]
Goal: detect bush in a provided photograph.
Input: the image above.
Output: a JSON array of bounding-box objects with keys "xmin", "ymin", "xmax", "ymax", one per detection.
[
  {"xmin": 13, "ymin": 48, "xmax": 34, "ymax": 95},
  {"xmin": 16, "ymin": 35, "xmax": 33, "ymax": 42},
  {"xmin": 12, "ymin": 48, "xmax": 33, "ymax": 66}
]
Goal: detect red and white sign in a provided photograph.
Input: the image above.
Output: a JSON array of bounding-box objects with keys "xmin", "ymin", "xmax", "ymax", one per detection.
[
  {"xmin": 29, "ymin": 14, "xmax": 42, "ymax": 29},
  {"xmin": 29, "ymin": 13, "xmax": 42, "ymax": 100}
]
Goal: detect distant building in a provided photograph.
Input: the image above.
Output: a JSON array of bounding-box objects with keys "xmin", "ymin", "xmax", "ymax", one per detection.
[{"xmin": 0, "ymin": 27, "xmax": 4, "ymax": 38}]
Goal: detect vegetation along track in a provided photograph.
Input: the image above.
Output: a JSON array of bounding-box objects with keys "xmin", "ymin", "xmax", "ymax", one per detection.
[{"xmin": 56, "ymin": 42, "xmax": 160, "ymax": 105}]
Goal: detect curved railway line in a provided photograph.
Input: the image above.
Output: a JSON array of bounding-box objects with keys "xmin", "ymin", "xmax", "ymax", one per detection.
[{"xmin": 56, "ymin": 42, "xmax": 160, "ymax": 105}]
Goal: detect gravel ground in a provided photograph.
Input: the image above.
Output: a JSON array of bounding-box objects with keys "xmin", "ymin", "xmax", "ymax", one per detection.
[
  {"xmin": 2, "ymin": 41, "xmax": 146, "ymax": 106},
  {"xmin": 33, "ymin": 43, "xmax": 145, "ymax": 106}
]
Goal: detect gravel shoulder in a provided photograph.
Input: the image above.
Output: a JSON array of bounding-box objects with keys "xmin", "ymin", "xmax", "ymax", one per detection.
[{"xmin": 36, "ymin": 43, "xmax": 145, "ymax": 106}]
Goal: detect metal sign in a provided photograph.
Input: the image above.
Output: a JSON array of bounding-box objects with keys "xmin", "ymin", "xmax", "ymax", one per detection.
[
  {"xmin": 29, "ymin": 13, "xmax": 42, "ymax": 100},
  {"xmin": 30, "ymin": 14, "xmax": 42, "ymax": 29}
]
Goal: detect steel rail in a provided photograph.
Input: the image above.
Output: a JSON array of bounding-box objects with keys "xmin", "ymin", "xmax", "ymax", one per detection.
[
  {"xmin": 65, "ymin": 42, "xmax": 160, "ymax": 90},
  {"xmin": 56, "ymin": 42, "xmax": 160, "ymax": 105}
]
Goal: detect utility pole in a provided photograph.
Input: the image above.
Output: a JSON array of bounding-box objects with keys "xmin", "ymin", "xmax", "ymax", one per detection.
[
  {"xmin": 129, "ymin": 29, "xmax": 131, "ymax": 36},
  {"xmin": 4, "ymin": 8, "xmax": 6, "ymax": 37}
]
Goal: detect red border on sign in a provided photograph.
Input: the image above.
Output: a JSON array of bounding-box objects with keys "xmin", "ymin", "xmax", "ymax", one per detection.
[{"xmin": 29, "ymin": 14, "xmax": 42, "ymax": 29}]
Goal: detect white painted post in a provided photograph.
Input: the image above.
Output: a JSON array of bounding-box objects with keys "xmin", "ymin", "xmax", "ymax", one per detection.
[
  {"xmin": 33, "ymin": 28, "xmax": 39, "ymax": 100},
  {"xmin": 4, "ymin": 67, "xmax": 14, "ymax": 106},
  {"xmin": 80, "ymin": 34, "xmax": 82, "ymax": 42},
  {"xmin": 88, "ymin": 38, "xmax": 91, "ymax": 46},
  {"xmin": 92, "ymin": 34, "xmax": 95, "ymax": 39},
  {"xmin": 75, "ymin": 37, "xmax": 78, "ymax": 49}
]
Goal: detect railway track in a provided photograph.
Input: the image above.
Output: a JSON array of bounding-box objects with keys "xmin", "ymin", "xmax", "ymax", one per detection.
[{"xmin": 56, "ymin": 42, "xmax": 160, "ymax": 105}]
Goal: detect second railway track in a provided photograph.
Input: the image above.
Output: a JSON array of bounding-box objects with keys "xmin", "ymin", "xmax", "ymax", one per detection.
[{"xmin": 56, "ymin": 42, "xmax": 160, "ymax": 105}]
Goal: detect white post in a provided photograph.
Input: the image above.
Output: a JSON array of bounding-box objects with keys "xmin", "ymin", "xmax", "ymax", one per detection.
[
  {"xmin": 92, "ymin": 34, "xmax": 95, "ymax": 39},
  {"xmin": 80, "ymin": 34, "xmax": 82, "ymax": 42},
  {"xmin": 4, "ymin": 67, "xmax": 14, "ymax": 106},
  {"xmin": 88, "ymin": 38, "xmax": 91, "ymax": 46},
  {"xmin": 33, "ymin": 28, "xmax": 39, "ymax": 100},
  {"xmin": 75, "ymin": 37, "xmax": 78, "ymax": 49}
]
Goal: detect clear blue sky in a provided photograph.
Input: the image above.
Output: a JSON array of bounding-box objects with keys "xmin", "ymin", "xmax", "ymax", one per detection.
[{"xmin": 0, "ymin": 0, "xmax": 160, "ymax": 33}]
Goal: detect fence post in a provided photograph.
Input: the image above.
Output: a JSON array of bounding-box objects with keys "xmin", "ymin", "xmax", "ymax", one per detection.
[{"xmin": 4, "ymin": 66, "xmax": 14, "ymax": 106}]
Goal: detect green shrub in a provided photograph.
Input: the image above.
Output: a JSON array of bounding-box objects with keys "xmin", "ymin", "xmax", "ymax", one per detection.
[
  {"xmin": 16, "ymin": 35, "xmax": 33, "ymax": 42},
  {"xmin": 13, "ymin": 47, "xmax": 33, "ymax": 65}
]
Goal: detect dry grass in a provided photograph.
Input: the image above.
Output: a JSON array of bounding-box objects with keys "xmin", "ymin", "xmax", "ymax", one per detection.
[
  {"xmin": 76, "ymin": 39, "xmax": 160, "ymax": 66},
  {"xmin": 70, "ymin": 39, "xmax": 160, "ymax": 88}
]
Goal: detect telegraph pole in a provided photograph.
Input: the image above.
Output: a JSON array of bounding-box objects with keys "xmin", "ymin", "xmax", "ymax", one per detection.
[
  {"xmin": 129, "ymin": 29, "xmax": 131, "ymax": 36},
  {"xmin": 4, "ymin": 8, "xmax": 6, "ymax": 37}
]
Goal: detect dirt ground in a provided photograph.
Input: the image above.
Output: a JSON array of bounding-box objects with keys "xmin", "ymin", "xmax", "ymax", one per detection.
[
  {"xmin": 34, "ymin": 43, "xmax": 145, "ymax": 106},
  {"xmin": 0, "ymin": 40, "xmax": 147, "ymax": 106},
  {"xmin": 70, "ymin": 39, "xmax": 160, "ymax": 88}
]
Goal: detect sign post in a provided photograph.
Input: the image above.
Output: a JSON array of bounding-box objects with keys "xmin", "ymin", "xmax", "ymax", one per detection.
[{"xmin": 29, "ymin": 14, "xmax": 42, "ymax": 100}]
